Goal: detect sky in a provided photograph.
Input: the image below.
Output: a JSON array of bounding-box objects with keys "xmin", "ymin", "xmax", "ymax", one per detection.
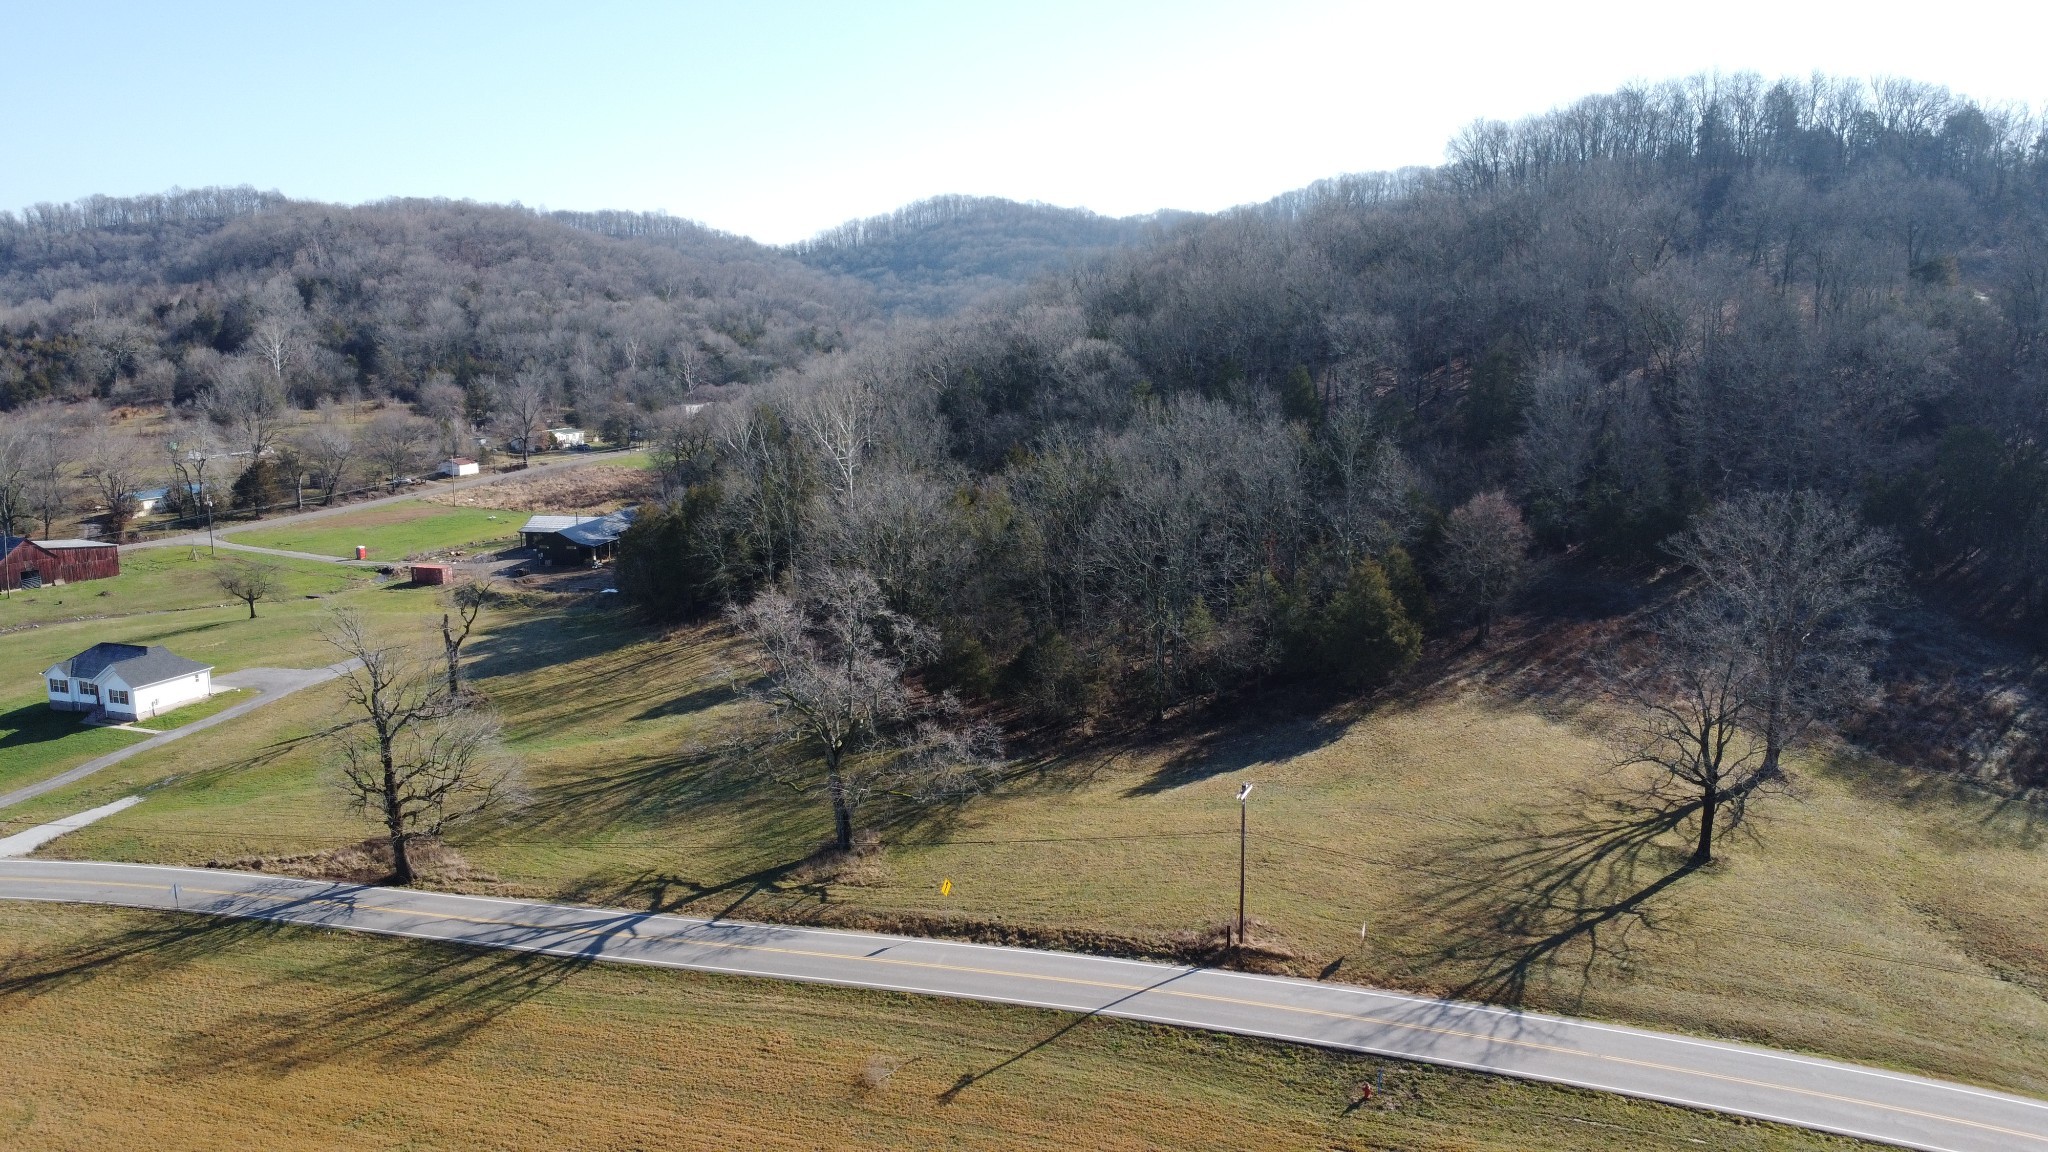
[{"xmin": 5, "ymin": 1, "xmax": 2045, "ymax": 245}]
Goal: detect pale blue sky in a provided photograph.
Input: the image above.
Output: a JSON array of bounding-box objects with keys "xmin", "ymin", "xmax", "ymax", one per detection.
[{"xmin": 6, "ymin": 1, "xmax": 2044, "ymax": 243}]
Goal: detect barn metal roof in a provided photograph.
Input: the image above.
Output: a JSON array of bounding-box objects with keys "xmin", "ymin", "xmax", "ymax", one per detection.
[{"xmin": 519, "ymin": 508, "xmax": 636, "ymax": 546}]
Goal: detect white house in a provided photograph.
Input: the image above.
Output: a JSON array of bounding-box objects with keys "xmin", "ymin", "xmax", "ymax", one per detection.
[
  {"xmin": 439, "ymin": 457, "xmax": 481, "ymax": 478},
  {"xmin": 45, "ymin": 643, "xmax": 214, "ymax": 722},
  {"xmin": 547, "ymin": 426, "xmax": 587, "ymax": 448}
]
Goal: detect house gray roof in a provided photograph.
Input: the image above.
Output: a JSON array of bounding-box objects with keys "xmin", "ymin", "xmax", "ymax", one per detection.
[
  {"xmin": 35, "ymin": 539, "xmax": 117, "ymax": 550},
  {"xmin": 51, "ymin": 643, "xmax": 212, "ymax": 687},
  {"xmin": 518, "ymin": 508, "xmax": 636, "ymax": 547}
]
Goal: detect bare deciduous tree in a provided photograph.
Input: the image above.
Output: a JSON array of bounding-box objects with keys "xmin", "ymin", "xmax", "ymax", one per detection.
[
  {"xmin": 1616, "ymin": 615, "xmax": 1768, "ymax": 867},
  {"xmin": 1517, "ymin": 354, "xmax": 1602, "ymax": 528},
  {"xmin": 1439, "ymin": 491, "xmax": 1532, "ymax": 645},
  {"xmin": 795, "ymin": 371, "xmax": 876, "ymax": 499},
  {"xmin": 493, "ymin": 372, "xmax": 554, "ymax": 465},
  {"xmin": 0, "ymin": 414, "xmax": 33, "ymax": 541},
  {"xmin": 203, "ymin": 356, "xmax": 289, "ymax": 461},
  {"xmin": 247, "ymin": 277, "xmax": 310, "ymax": 388},
  {"xmin": 1085, "ymin": 397, "xmax": 1297, "ymax": 714},
  {"xmin": 324, "ymin": 610, "xmax": 517, "ymax": 885},
  {"xmin": 24, "ymin": 428, "xmax": 71, "ymax": 538},
  {"xmin": 362, "ymin": 411, "xmax": 437, "ymax": 484},
  {"xmin": 440, "ymin": 579, "xmax": 495, "ymax": 697},
  {"xmin": 215, "ymin": 560, "xmax": 283, "ymax": 618},
  {"xmin": 647, "ymin": 403, "xmax": 717, "ymax": 499},
  {"xmin": 79, "ymin": 422, "xmax": 153, "ymax": 542},
  {"xmin": 1313, "ymin": 385, "xmax": 1416, "ymax": 563},
  {"xmin": 1666, "ymin": 490, "xmax": 1897, "ymax": 781},
  {"xmin": 295, "ymin": 411, "xmax": 357, "ymax": 502},
  {"xmin": 732, "ymin": 567, "xmax": 996, "ymax": 852}
]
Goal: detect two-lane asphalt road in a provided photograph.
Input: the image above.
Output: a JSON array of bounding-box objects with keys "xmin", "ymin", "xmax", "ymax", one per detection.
[{"xmin": 5, "ymin": 860, "xmax": 2044, "ymax": 1151}]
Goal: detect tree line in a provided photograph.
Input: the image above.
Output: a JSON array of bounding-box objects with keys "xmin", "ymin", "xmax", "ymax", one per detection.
[{"xmin": 614, "ymin": 71, "xmax": 2042, "ymax": 854}]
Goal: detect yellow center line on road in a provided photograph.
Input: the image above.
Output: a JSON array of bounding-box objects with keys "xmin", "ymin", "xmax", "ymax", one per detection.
[{"xmin": 8, "ymin": 872, "xmax": 2045, "ymax": 1147}]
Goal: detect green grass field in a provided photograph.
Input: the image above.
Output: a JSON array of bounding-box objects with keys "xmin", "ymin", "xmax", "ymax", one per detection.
[
  {"xmin": 0, "ymin": 567, "xmax": 443, "ymax": 820},
  {"xmin": 0, "ymin": 550, "xmax": 362, "ymax": 629},
  {"xmin": 0, "ymin": 902, "xmax": 1870, "ymax": 1151},
  {"xmin": 229, "ymin": 500, "xmax": 527, "ymax": 561},
  {"xmin": 17, "ymin": 599, "xmax": 2048, "ymax": 1108},
  {"xmin": 0, "ymin": 703, "xmax": 149, "ymax": 797}
]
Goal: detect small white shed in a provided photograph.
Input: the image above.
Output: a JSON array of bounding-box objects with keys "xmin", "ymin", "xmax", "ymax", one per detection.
[{"xmin": 440, "ymin": 457, "xmax": 481, "ymax": 478}]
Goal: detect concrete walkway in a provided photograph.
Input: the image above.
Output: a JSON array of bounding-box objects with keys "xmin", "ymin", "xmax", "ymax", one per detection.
[
  {"xmin": 0, "ymin": 797, "xmax": 141, "ymax": 857},
  {"xmin": 0, "ymin": 661, "xmax": 359, "ymax": 810}
]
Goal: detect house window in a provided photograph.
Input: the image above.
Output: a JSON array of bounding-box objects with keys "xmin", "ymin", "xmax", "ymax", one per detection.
[
  {"xmin": 48, "ymin": 678, "xmax": 68, "ymax": 694},
  {"xmin": 109, "ymin": 690, "xmax": 131, "ymax": 706},
  {"xmin": 78, "ymin": 682, "xmax": 99, "ymax": 697}
]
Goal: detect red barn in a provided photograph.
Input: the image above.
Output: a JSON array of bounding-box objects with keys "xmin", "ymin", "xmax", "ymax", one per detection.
[{"xmin": 2, "ymin": 536, "xmax": 122, "ymax": 590}]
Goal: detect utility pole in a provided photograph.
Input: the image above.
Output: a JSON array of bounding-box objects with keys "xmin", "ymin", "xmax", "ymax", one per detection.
[{"xmin": 1236, "ymin": 781, "xmax": 1255, "ymax": 954}]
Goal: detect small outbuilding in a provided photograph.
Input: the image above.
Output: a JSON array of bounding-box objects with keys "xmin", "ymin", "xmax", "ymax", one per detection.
[
  {"xmin": 439, "ymin": 457, "xmax": 480, "ymax": 478},
  {"xmin": 45, "ymin": 642, "xmax": 213, "ymax": 721},
  {"xmin": 2, "ymin": 535, "xmax": 121, "ymax": 590},
  {"xmin": 133, "ymin": 483, "xmax": 202, "ymax": 516},
  {"xmin": 518, "ymin": 508, "xmax": 636, "ymax": 566},
  {"xmin": 410, "ymin": 563, "xmax": 453, "ymax": 586}
]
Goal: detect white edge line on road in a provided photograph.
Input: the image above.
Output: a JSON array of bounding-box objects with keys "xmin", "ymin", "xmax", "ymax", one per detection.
[
  {"xmin": 9, "ymin": 864, "xmax": 2041, "ymax": 1145},
  {"xmin": 13, "ymin": 888, "xmax": 1976, "ymax": 1152},
  {"xmin": 288, "ymin": 873, "xmax": 2048, "ymax": 1116}
]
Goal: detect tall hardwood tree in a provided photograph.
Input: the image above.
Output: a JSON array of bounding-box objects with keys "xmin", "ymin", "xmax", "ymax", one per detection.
[
  {"xmin": 732, "ymin": 567, "xmax": 995, "ymax": 852},
  {"xmin": 324, "ymin": 610, "xmax": 516, "ymax": 885}
]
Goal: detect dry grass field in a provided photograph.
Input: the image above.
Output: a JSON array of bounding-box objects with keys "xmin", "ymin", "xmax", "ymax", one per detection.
[
  {"xmin": 422, "ymin": 460, "xmax": 655, "ymax": 513},
  {"xmin": 17, "ymin": 598, "xmax": 2048, "ymax": 1107},
  {"xmin": 0, "ymin": 902, "xmax": 1872, "ymax": 1152}
]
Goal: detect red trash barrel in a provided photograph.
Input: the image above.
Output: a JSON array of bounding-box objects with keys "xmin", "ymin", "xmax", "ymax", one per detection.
[{"xmin": 355, "ymin": 546, "xmax": 368, "ymax": 560}]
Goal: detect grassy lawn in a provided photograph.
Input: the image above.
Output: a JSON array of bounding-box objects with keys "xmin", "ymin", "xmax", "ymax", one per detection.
[
  {"xmin": 0, "ymin": 577, "xmax": 444, "ymax": 829},
  {"xmin": 129, "ymin": 689, "xmax": 250, "ymax": 733},
  {"xmin": 0, "ymin": 701, "xmax": 150, "ymax": 797},
  {"xmin": 0, "ymin": 581, "xmax": 436, "ymax": 697},
  {"xmin": 0, "ymin": 902, "xmax": 1870, "ymax": 1152},
  {"xmin": 228, "ymin": 500, "xmax": 527, "ymax": 561},
  {"xmin": 0, "ymin": 550, "xmax": 363, "ymax": 629},
  {"xmin": 21, "ymin": 600, "xmax": 2048, "ymax": 1105}
]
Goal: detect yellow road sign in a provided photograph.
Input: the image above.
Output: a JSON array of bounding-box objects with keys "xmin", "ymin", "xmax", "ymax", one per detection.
[{"xmin": 940, "ymin": 878, "xmax": 953, "ymax": 896}]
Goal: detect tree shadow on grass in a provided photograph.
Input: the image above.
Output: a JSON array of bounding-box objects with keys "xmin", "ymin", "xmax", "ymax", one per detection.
[
  {"xmin": 1123, "ymin": 713, "xmax": 1347, "ymax": 797},
  {"xmin": 1387, "ymin": 791, "xmax": 1708, "ymax": 1010},
  {"xmin": 153, "ymin": 935, "xmax": 596, "ymax": 1074},
  {"xmin": 0, "ymin": 907, "xmax": 288, "ymax": 1005},
  {"xmin": 460, "ymin": 604, "xmax": 641, "ymax": 682},
  {"xmin": 1815, "ymin": 750, "xmax": 2048, "ymax": 853},
  {"xmin": 1, "ymin": 900, "xmax": 608, "ymax": 1074},
  {"xmin": 143, "ymin": 724, "xmax": 342, "ymax": 795}
]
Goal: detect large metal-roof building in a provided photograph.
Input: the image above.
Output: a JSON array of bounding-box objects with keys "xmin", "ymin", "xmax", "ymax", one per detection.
[{"xmin": 518, "ymin": 509, "xmax": 636, "ymax": 566}]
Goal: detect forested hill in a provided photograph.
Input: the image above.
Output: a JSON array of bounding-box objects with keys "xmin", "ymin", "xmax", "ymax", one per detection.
[
  {"xmin": 0, "ymin": 193, "xmax": 873, "ymax": 415},
  {"xmin": 613, "ymin": 71, "xmax": 2048, "ymax": 751},
  {"xmin": 788, "ymin": 195, "xmax": 1189, "ymax": 314}
]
